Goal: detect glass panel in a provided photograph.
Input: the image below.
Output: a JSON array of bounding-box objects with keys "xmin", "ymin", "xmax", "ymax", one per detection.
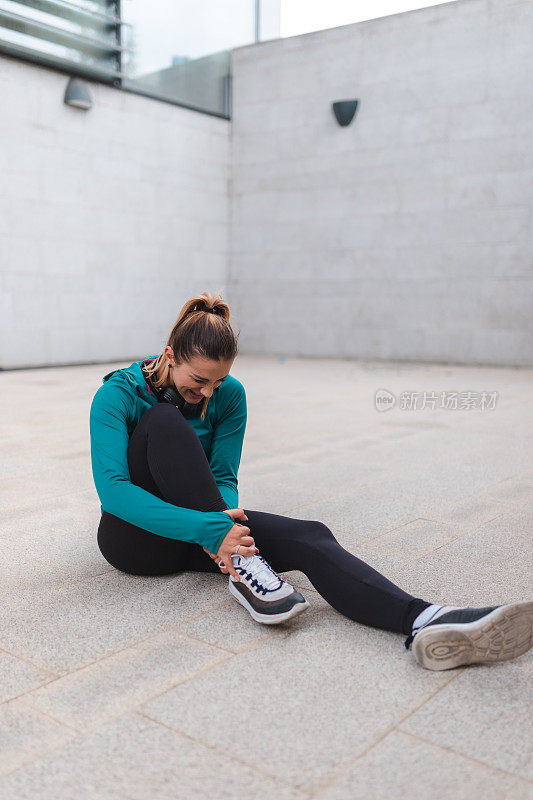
[
  {"xmin": 0, "ymin": 0, "xmax": 122, "ymax": 78},
  {"xmin": 0, "ymin": 0, "xmax": 264, "ymax": 115},
  {"xmin": 121, "ymin": 0, "xmax": 257, "ymax": 117}
]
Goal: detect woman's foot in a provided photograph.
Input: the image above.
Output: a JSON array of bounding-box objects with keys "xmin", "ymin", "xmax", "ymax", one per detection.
[
  {"xmin": 229, "ymin": 553, "xmax": 309, "ymax": 625},
  {"xmin": 405, "ymin": 601, "xmax": 533, "ymax": 671}
]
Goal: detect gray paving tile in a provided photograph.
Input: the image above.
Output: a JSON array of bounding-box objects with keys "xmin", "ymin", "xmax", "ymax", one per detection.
[
  {"xmin": 361, "ymin": 518, "xmax": 458, "ymax": 563},
  {"xmin": 400, "ymin": 659, "xmax": 533, "ymax": 781},
  {"xmin": 0, "ymin": 713, "xmax": 306, "ymax": 800},
  {"xmin": 436, "ymin": 512, "xmax": 533, "ymax": 569},
  {"xmin": 1, "ymin": 549, "xmax": 68, "ymax": 601},
  {"xmin": 180, "ymin": 600, "xmax": 283, "ymax": 651},
  {"xmin": 0, "ymin": 571, "xmax": 230, "ymax": 674},
  {"xmin": 481, "ymin": 476, "xmax": 533, "ymax": 510},
  {"xmin": 506, "ymin": 509, "xmax": 533, "ymax": 533},
  {"xmin": 409, "ymin": 491, "xmax": 513, "ymax": 530},
  {"xmin": 181, "ymin": 590, "xmax": 327, "ymax": 652},
  {"xmin": 375, "ymin": 491, "xmax": 508, "ymax": 523},
  {"xmin": 393, "ymin": 551, "xmax": 530, "ymax": 608},
  {"xmin": 318, "ymin": 730, "xmax": 528, "ymax": 800},
  {"xmin": 240, "ymin": 460, "xmax": 379, "ymax": 515},
  {"xmin": 0, "ymin": 466, "xmax": 93, "ymax": 514},
  {"xmin": 1, "ymin": 531, "xmax": 112, "ymax": 608},
  {"xmin": 0, "ymin": 699, "xmax": 74, "ymax": 778},
  {"xmin": 1, "ymin": 490, "xmax": 101, "ymax": 540},
  {"xmin": 276, "ymin": 488, "xmax": 421, "ymax": 543},
  {"xmin": 0, "ymin": 650, "xmax": 53, "ymax": 704},
  {"xmin": 367, "ymin": 461, "xmax": 516, "ymax": 502},
  {"xmin": 21, "ymin": 630, "xmax": 227, "ymax": 732},
  {"xmin": 141, "ymin": 608, "xmax": 450, "ymax": 793}
]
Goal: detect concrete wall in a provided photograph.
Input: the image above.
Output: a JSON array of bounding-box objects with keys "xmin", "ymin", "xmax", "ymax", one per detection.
[
  {"xmin": 1, "ymin": 0, "xmax": 531, "ymax": 369},
  {"xmin": 0, "ymin": 57, "xmax": 230, "ymax": 369},
  {"xmin": 230, "ymin": 0, "xmax": 533, "ymax": 365}
]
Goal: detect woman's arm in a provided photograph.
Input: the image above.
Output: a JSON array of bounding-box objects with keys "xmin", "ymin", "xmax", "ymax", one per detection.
[
  {"xmin": 89, "ymin": 383, "xmax": 234, "ymax": 555},
  {"xmin": 208, "ymin": 380, "xmax": 247, "ymax": 510}
]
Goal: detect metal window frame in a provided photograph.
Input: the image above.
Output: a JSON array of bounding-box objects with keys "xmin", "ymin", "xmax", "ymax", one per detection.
[
  {"xmin": 0, "ymin": 8, "xmax": 125, "ymax": 57},
  {"xmin": 14, "ymin": 0, "xmax": 124, "ymax": 28},
  {"xmin": 0, "ymin": 0, "xmax": 256, "ymax": 119},
  {"xmin": 0, "ymin": 0, "xmax": 122, "ymax": 80}
]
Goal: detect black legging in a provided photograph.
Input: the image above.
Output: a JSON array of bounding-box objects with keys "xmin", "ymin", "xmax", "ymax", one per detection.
[{"xmin": 97, "ymin": 403, "xmax": 430, "ymax": 635}]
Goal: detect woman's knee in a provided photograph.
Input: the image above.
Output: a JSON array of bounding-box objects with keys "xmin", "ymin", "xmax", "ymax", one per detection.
[
  {"xmin": 302, "ymin": 519, "xmax": 336, "ymax": 545},
  {"xmin": 128, "ymin": 402, "xmax": 183, "ymax": 467},
  {"xmin": 280, "ymin": 519, "xmax": 338, "ymax": 572},
  {"xmin": 138, "ymin": 402, "xmax": 191, "ymax": 444},
  {"xmin": 143, "ymin": 402, "xmax": 183, "ymax": 427}
]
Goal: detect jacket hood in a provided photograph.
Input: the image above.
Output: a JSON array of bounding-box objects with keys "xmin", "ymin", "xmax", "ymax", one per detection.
[{"xmin": 102, "ymin": 355, "xmax": 159, "ymax": 402}]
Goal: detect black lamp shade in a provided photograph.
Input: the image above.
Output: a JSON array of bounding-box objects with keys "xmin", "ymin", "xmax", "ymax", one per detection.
[{"xmin": 332, "ymin": 100, "xmax": 358, "ymax": 127}]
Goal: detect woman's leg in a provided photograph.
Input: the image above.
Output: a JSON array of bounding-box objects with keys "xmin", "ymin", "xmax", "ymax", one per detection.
[
  {"xmin": 98, "ymin": 402, "xmax": 430, "ymax": 634},
  {"xmin": 242, "ymin": 509, "xmax": 430, "ymax": 635},
  {"xmin": 97, "ymin": 403, "xmax": 226, "ymax": 576}
]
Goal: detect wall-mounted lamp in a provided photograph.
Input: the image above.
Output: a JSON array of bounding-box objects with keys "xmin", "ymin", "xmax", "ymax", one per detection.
[
  {"xmin": 332, "ymin": 99, "xmax": 359, "ymax": 127},
  {"xmin": 64, "ymin": 77, "xmax": 93, "ymax": 110}
]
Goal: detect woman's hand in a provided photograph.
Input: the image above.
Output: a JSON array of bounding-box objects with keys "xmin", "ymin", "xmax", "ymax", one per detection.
[{"xmin": 202, "ymin": 509, "xmax": 258, "ymax": 581}]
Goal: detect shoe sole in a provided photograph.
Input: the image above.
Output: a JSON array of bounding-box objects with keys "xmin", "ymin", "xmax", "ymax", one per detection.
[
  {"xmin": 413, "ymin": 601, "xmax": 533, "ymax": 671},
  {"xmin": 229, "ymin": 580, "xmax": 310, "ymax": 625}
]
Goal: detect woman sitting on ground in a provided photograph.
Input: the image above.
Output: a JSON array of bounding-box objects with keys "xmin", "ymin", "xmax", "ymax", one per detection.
[{"xmin": 90, "ymin": 290, "xmax": 532, "ymax": 671}]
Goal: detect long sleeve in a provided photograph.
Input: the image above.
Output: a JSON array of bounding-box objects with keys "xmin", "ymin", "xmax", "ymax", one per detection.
[
  {"xmin": 209, "ymin": 380, "xmax": 247, "ymax": 510},
  {"xmin": 89, "ymin": 383, "xmax": 234, "ymax": 555}
]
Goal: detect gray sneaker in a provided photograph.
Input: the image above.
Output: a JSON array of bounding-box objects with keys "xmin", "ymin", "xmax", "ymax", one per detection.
[
  {"xmin": 405, "ymin": 602, "xmax": 533, "ymax": 671},
  {"xmin": 229, "ymin": 553, "xmax": 309, "ymax": 625}
]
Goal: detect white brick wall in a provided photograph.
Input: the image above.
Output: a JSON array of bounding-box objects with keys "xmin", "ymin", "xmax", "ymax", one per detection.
[
  {"xmin": 0, "ymin": 58, "xmax": 230, "ymax": 369},
  {"xmin": 229, "ymin": 0, "xmax": 533, "ymax": 365}
]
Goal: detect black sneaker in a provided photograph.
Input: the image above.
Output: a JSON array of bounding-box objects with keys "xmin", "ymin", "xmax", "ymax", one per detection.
[
  {"xmin": 405, "ymin": 602, "xmax": 533, "ymax": 671},
  {"xmin": 229, "ymin": 554, "xmax": 309, "ymax": 625}
]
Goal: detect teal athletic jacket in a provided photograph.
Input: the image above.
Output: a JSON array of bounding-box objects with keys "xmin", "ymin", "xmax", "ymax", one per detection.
[{"xmin": 89, "ymin": 355, "xmax": 247, "ymax": 556}]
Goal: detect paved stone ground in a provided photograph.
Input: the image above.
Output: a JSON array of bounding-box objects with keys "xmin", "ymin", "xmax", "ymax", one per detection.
[{"xmin": 1, "ymin": 355, "xmax": 532, "ymax": 800}]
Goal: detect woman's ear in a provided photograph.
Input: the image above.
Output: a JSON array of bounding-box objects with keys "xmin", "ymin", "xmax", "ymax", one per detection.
[{"xmin": 163, "ymin": 345, "xmax": 174, "ymax": 366}]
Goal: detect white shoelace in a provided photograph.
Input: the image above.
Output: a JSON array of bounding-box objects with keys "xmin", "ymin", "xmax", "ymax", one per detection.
[{"xmin": 234, "ymin": 555, "xmax": 283, "ymax": 591}]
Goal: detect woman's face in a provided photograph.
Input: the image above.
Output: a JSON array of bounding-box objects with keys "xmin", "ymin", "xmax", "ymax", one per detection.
[{"xmin": 164, "ymin": 348, "xmax": 234, "ymax": 404}]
